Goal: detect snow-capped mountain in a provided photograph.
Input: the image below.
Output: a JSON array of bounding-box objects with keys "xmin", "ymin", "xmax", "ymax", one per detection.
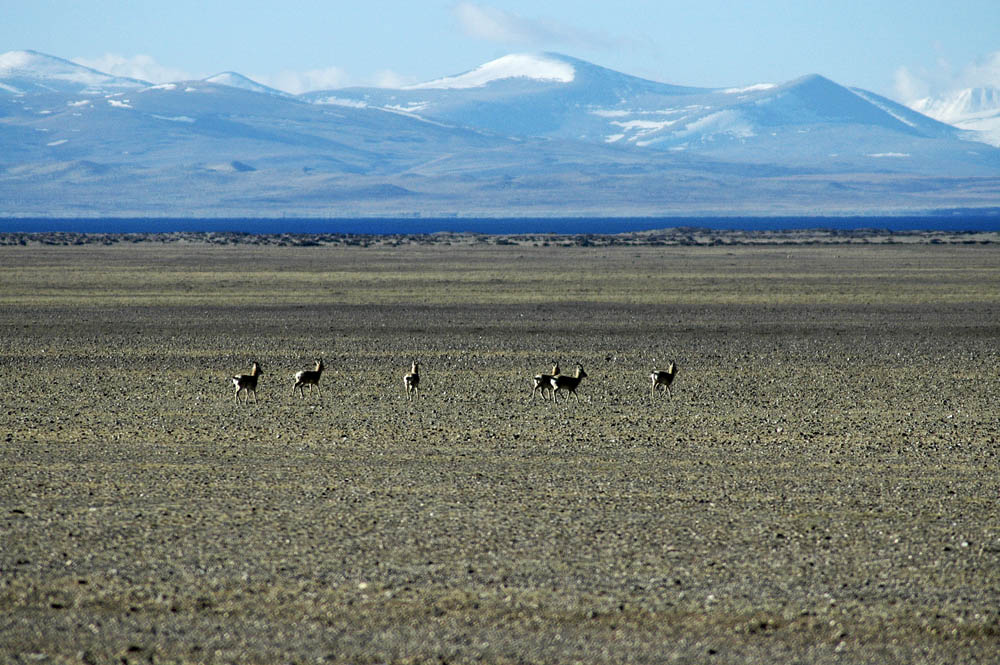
[
  {"xmin": 406, "ymin": 53, "xmax": 577, "ymax": 89},
  {"xmin": 2, "ymin": 49, "xmax": 999, "ymax": 219},
  {"xmin": 305, "ymin": 53, "xmax": 710, "ymax": 140},
  {"xmin": 307, "ymin": 53, "xmax": 970, "ymax": 171},
  {"xmin": 910, "ymin": 87, "xmax": 1000, "ymax": 147},
  {"xmin": 203, "ymin": 71, "xmax": 289, "ymax": 97},
  {"xmin": 0, "ymin": 50, "xmax": 148, "ymax": 95}
]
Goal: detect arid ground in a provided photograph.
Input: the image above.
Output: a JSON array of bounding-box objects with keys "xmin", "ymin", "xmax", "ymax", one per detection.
[{"xmin": 1, "ymin": 233, "xmax": 999, "ymax": 664}]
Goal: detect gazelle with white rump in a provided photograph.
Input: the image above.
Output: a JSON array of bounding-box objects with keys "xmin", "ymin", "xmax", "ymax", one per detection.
[
  {"xmin": 549, "ymin": 364, "xmax": 587, "ymax": 401},
  {"xmin": 403, "ymin": 361, "xmax": 420, "ymax": 400},
  {"xmin": 531, "ymin": 361, "xmax": 560, "ymax": 400},
  {"xmin": 293, "ymin": 359, "xmax": 325, "ymax": 398},
  {"xmin": 232, "ymin": 361, "xmax": 263, "ymax": 404},
  {"xmin": 650, "ymin": 361, "xmax": 678, "ymax": 398}
]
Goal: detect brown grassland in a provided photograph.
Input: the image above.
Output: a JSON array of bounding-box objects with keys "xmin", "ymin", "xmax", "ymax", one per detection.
[{"xmin": 1, "ymin": 233, "xmax": 999, "ymax": 663}]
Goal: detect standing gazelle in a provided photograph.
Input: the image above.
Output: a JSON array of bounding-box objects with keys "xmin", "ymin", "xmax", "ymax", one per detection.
[
  {"xmin": 403, "ymin": 361, "xmax": 420, "ymax": 400},
  {"xmin": 650, "ymin": 361, "xmax": 678, "ymax": 398},
  {"xmin": 293, "ymin": 359, "xmax": 325, "ymax": 398},
  {"xmin": 232, "ymin": 361, "xmax": 263, "ymax": 404},
  {"xmin": 550, "ymin": 365, "xmax": 587, "ymax": 401},
  {"xmin": 531, "ymin": 361, "xmax": 560, "ymax": 400}
]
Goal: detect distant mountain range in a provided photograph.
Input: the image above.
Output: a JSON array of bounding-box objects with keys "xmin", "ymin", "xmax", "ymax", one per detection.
[
  {"xmin": 911, "ymin": 86, "xmax": 1000, "ymax": 147},
  {"xmin": 2, "ymin": 49, "xmax": 999, "ymax": 220}
]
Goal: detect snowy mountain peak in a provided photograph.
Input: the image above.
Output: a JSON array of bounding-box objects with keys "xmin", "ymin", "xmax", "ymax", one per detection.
[
  {"xmin": 203, "ymin": 71, "xmax": 287, "ymax": 96},
  {"xmin": 0, "ymin": 49, "xmax": 39, "ymax": 71},
  {"xmin": 909, "ymin": 87, "xmax": 1000, "ymax": 147},
  {"xmin": 0, "ymin": 49, "xmax": 148, "ymax": 94},
  {"xmin": 0, "ymin": 49, "xmax": 81, "ymax": 76},
  {"xmin": 406, "ymin": 53, "xmax": 575, "ymax": 90},
  {"xmin": 912, "ymin": 86, "xmax": 1000, "ymax": 123}
]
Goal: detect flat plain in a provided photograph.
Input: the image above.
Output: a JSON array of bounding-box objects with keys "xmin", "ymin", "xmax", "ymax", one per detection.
[{"xmin": 1, "ymin": 235, "xmax": 999, "ymax": 664}]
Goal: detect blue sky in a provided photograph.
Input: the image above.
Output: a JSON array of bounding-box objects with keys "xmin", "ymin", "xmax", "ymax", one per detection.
[{"xmin": 4, "ymin": 0, "xmax": 999, "ymax": 101}]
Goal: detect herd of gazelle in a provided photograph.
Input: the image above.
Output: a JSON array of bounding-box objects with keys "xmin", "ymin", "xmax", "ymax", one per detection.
[{"xmin": 232, "ymin": 358, "xmax": 677, "ymax": 404}]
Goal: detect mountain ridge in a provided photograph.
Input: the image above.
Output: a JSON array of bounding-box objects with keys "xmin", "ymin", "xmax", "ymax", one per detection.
[
  {"xmin": 2, "ymin": 49, "xmax": 999, "ymax": 219},
  {"xmin": 911, "ymin": 86, "xmax": 1000, "ymax": 147}
]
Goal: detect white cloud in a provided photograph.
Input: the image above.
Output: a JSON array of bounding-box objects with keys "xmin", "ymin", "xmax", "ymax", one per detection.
[
  {"xmin": 372, "ymin": 69, "xmax": 419, "ymax": 89},
  {"xmin": 257, "ymin": 67, "xmax": 351, "ymax": 94},
  {"xmin": 256, "ymin": 67, "xmax": 417, "ymax": 93},
  {"xmin": 73, "ymin": 53, "xmax": 194, "ymax": 84},
  {"xmin": 895, "ymin": 50, "xmax": 1000, "ymax": 103},
  {"xmin": 893, "ymin": 66, "xmax": 933, "ymax": 103},
  {"xmin": 452, "ymin": 2, "xmax": 621, "ymax": 50},
  {"xmin": 961, "ymin": 51, "xmax": 1000, "ymax": 89}
]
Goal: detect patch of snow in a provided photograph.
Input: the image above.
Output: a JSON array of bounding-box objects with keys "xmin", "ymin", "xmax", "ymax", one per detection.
[
  {"xmin": 377, "ymin": 105, "xmax": 455, "ymax": 129},
  {"xmin": 153, "ymin": 114, "xmax": 195, "ymax": 123},
  {"xmin": 868, "ymin": 152, "xmax": 910, "ymax": 158},
  {"xmin": 723, "ymin": 83, "xmax": 776, "ymax": 94},
  {"xmin": 407, "ymin": 53, "xmax": 574, "ymax": 89},
  {"xmin": 144, "ymin": 83, "xmax": 177, "ymax": 92},
  {"xmin": 604, "ymin": 134, "xmax": 626, "ymax": 143},
  {"xmin": 67, "ymin": 99, "xmax": 91, "ymax": 107},
  {"xmin": 312, "ymin": 96, "xmax": 368, "ymax": 108},
  {"xmin": 107, "ymin": 99, "xmax": 132, "ymax": 109},
  {"xmin": 386, "ymin": 102, "xmax": 430, "ymax": 114},
  {"xmin": 851, "ymin": 89, "xmax": 916, "ymax": 128},
  {"xmin": 47, "ymin": 139, "xmax": 68, "ymax": 146},
  {"xmin": 591, "ymin": 109, "xmax": 632, "ymax": 118},
  {"xmin": 677, "ymin": 110, "xmax": 755, "ymax": 139},
  {"xmin": 0, "ymin": 81, "xmax": 22, "ymax": 94},
  {"xmin": 612, "ymin": 118, "xmax": 679, "ymax": 132}
]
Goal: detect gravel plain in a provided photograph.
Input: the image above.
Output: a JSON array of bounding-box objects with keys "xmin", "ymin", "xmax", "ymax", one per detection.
[{"xmin": 1, "ymin": 236, "xmax": 999, "ymax": 664}]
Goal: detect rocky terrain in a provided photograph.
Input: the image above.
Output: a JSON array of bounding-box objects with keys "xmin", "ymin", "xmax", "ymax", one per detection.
[{"xmin": 1, "ymin": 239, "xmax": 998, "ymax": 663}]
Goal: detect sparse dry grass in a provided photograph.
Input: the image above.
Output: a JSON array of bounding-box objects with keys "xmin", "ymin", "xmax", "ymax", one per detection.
[{"xmin": 1, "ymin": 239, "xmax": 999, "ymax": 664}]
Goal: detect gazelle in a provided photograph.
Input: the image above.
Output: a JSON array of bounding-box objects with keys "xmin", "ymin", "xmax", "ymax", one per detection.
[
  {"xmin": 531, "ymin": 361, "xmax": 560, "ymax": 400},
  {"xmin": 550, "ymin": 365, "xmax": 587, "ymax": 401},
  {"xmin": 232, "ymin": 361, "xmax": 262, "ymax": 404},
  {"xmin": 403, "ymin": 361, "xmax": 420, "ymax": 400},
  {"xmin": 293, "ymin": 359, "xmax": 325, "ymax": 398},
  {"xmin": 650, "ymin": 361, "xmax": 678, "ymax": 398}
]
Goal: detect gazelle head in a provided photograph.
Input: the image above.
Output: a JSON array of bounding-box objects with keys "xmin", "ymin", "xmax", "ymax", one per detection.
[
  {"xmin": 251, "ymin": 361, "xmax": 262, "ymax": 375},
  {"xmin": 315, "ymin": 359, "xmax": 324, "ymax": 371},
  {"xmin": 575, "ymin": 365, "xmax": 587, "ymax": 379}
]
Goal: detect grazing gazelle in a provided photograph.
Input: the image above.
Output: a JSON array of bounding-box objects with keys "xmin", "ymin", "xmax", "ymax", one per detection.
[
  {"xmin": 650, "ymin": 361, "xmax": 679, "ymax": 398},
  {"xmin": 232, "ymin": 361, "xmax": 262, "ymax": 404},
  {"xmin": 293, "ymin": 359, "xmax": 325, "ymax": 398},
  {"xmin": 550, "ymin": 364, "xmax": 587, "ymax": 401},
  {"xmin": 403, "ymin": 361, "xmax": 420, "ymax": 400},
  {"xmin": 531, "ymin": 361, "xmax": 560, "ymax": 400}
]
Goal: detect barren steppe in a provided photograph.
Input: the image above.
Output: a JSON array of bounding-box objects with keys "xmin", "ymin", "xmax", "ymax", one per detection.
[{"xmin": 1, "ymin": 236, "xmax": 999, "ymax": 664}]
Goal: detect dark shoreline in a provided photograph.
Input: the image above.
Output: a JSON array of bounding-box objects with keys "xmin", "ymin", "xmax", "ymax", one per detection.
[{"xmin": 3, "ymin": 227, "xmax": 1000, "ymax": 247}]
